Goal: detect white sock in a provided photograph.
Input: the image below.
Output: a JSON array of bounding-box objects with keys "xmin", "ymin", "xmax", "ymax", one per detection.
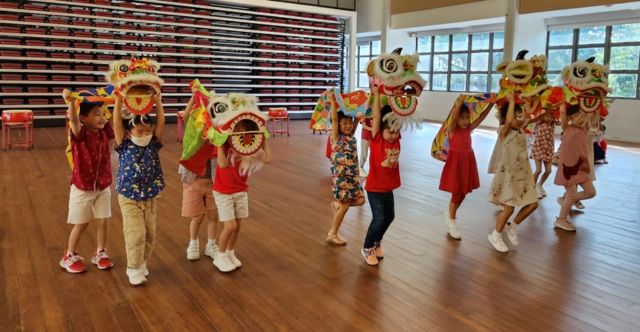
[
  {"xmin": 207, "ymin": 239, "xmax": 216, "ymax": 247},
  {"xmin": 492, "ymin": 229, "xmax": 501, "ymax": 236},
  {"xmin": 226, "ymin": 249, "xmax": 235, "ymax": 255},
  {"xmin": 189, "ymin": 239, "xmax": 198, "ymax": 247},
  {"xmin": 510, "ymin": 223, "xmax": 518, "ymax": 231}
]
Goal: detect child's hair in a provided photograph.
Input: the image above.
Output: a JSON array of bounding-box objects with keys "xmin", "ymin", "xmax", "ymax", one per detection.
[
  {"xmin": 79, "ymin": 102, "xmax": 103, "ymax": 117},
  {"xmin": 499, "ymin": 103, "xmax": 522, "ymax": 125},
  {"xmin": 566, "ymin": 104, "xmax": 581, "ymax": 117},
  {"xmin": 380, "ymin": 105, "xmax": 393, "ymax": 130},
  {"xmin": 459, "ymin": 104, "xmax": 470, "ymax": 115},
  {"xmin": 123, "ymin": 114, "xmax": 155, "ymax": 131}
]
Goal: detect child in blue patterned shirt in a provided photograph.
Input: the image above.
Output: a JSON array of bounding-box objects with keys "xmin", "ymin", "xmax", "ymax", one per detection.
[{"xmin": 113, "ymin": 94, "xmax": 165, "ymax": 286}]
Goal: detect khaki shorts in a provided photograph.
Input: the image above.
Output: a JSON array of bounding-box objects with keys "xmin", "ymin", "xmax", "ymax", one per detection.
[
  {"xmin": 182, "ymin": 178, "xmax": 215, "ymax": 217},
  {"xmin": 213, "ymin": 191, "xmax": 248, "ymax": 222},
  {"xmin": 67, "ymin": 185, "xmax": 112, "ymax": 224}
]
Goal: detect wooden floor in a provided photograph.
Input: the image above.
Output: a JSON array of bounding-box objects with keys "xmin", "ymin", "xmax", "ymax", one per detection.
[{"xmin": 1, "ymin": 120, "xmax": 640, "ymax": 332}]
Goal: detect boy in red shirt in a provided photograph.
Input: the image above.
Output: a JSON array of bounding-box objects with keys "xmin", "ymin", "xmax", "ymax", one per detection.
[
  {"xmin": 60, "ymin": 90, "xmax": 115, "ymax": 273},
  {"xmin": 362, "ymin": 88, "xmax": 401, "ymax": 266},
  {"xmin": 212, "ymin": 122, "xmax": 271, "ymax": 272}
]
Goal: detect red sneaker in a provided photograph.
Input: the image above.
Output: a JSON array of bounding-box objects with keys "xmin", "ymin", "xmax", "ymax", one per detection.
[
  {"xmin": 59, "ymin": 252, "xmax": 86, "ymax": 273},
  {"xmin": 91, "ymin": 249, "xmax": 114, "ymax": 270}
]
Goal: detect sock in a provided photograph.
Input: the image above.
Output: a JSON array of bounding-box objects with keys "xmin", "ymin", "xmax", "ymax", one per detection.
[
  {"xmin": 226, "ymin": 249, "xmax": 235, "ymax": 255},
  {"xmin": 189, "ymin": 239, "xmax": 198, "ymax": 247},
  {"xmin": 207, "ymin": 239, "xmax": 216, "ymax": 247},
  {"xmin": 511, "ymin": 223, "xmax": 518, "ymax": 231},
  {"xmin": 492, "ymin": 229, "xmax": 501, "ymax": 236}
]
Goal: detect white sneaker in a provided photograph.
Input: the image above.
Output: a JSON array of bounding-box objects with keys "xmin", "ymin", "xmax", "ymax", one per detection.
[
  {"xmin": 213, "ymin": 251, "xmax": 236, "ymax": 272},
  {"xmin": 228, "ymin": 250, "xmax": 242, "ymax": 268},
  {"xmin": 540, "ymin": 187, "xmax": 547, "ymax": 197},
  {"xmin": 505, "ymin": 223, "xmax": 519, "ymax": 246},
  {"xmin": 140, "ymin": 261, "xmax": 149, "ymax": 277},
  {"xmin": 574, "ymin": 201, "xmax": 585, "ymax": 209},
  {"xmin": 359, "ymin": 167, "xmax": 368, "ymax": 177},
  {"xmin": 488, "ymin": 231, "xmax": 509, "ymax": 253},
  {"xmin": 536, "ymin": 185, "xmax": 543, "ymax": 199},
  {"xmin": 204, "ymin": 243, "xmax": 218, "ymax": 259},
  {"xmin": 554, "ymin": 218, "xmax": 577, "ymax": 231},
  {"xmin": 186, "ymin": 241, "xmax": 200, "ymax": 261},
  {"xmin": 126, "ymin": 267, "xmax": 147, "ymax": 285},
  {"xmin": 444, "ymin": 211, "xmax": 461, "ymax": 240}
]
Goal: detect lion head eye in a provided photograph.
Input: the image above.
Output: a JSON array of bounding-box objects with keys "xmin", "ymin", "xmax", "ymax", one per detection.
[
  {"xmin": 214, "ymin": 102, "xmax": 228, "ymax": 114},
  {"xmin": 573, "ymin": 66, "xmax": 588, "ymax": 78},
  {"xmin": 119, "ymin": 64, "xmax": 129, "ymax": 73},
  {"xmin": 380, "ymin": 58, "xmax": 399, "ymax": 74}
]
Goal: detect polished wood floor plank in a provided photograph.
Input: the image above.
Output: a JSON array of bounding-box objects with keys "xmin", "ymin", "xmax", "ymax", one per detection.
[{"xmin": 1, "ymin": 121, "xmax": 639, "ymax": 331}]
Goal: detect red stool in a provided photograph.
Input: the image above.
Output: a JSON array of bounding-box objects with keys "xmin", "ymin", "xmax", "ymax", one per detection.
[
  {"xmin": 267, "ymin": 108, "xmax": 289, "ymax": 136},
  {"xmin": 176, "ymin": 111, "xmax": 185, "ymax": 142},
  {"xmin": 2, "ymin": 109, "xmax": 34, "ymax": 150}
]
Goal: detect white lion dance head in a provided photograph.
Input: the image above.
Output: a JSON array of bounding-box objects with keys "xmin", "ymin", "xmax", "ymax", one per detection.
[
  {"xmin": 107, "ymin": 58, "xmax": 164, "ymax": 116},
  {"xmin": 561, "ymin": 56, "xmax": 610, "ymax": 115},
  {"xmin": 367, "ymin": 47, "xmax": 426, "ymax": 131},
  {"xmin": 206, "ymin": 93, "xmax": 268, "ymax": 176}
]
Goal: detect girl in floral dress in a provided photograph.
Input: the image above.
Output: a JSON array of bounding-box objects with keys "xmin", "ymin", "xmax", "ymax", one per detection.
[
  {"xmin": 327, "ymin": 91, "xmax": 364, "ymax": 245},
  {"xmin": 488, "ymin": 95, "xmax": 539, "ymax": 253},
  {"xmin": 530, "ymin": 111, "xmax": 556, "ymax": 198}
]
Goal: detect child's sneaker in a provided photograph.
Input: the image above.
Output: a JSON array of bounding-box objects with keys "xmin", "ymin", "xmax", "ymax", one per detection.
[
  {"xmin": 361, "ymin": 248, "xmax": 379, "ymax": 266},
  {"xmin": 186, "ymin": 241, "xmax": 200, "ymax": 261},
  {"xmin": 444, "ymin": 211, "xmax": 461, "ymax": 240},
  {"xmin": 574, "ymin": 201, "xmax": 585, "ymax": 209},
  {"xmin": 126, "ymin": 267, "xmax": 147, "ymax": 286},
  {"xmin": 488, "ymin": 231, "xmax": 509, "ymax": 253},
  {"xmin": 91, "ymin": 249, "xmax": 114, "ymax": 270},
  {"xmin": 204, "ymin": 243, "xmax": 218, "ymax": 259},
  {"xmin": 554, "ymin": 218, "xmax": 577, "ymax": 232},
  {"xmin": 373, "ymin": 242, "xmax": 384, "ymax": 259},
  {"xmin": 540, "ymin": 187, "xmax": 547, "ymax": 197},
  {"xmin": 59, "ymin": 252, "xmax": 86, "ymax": 273},
  {"xmin": 536, "ymin": 185, "xmax": 544, "ymax": 199},
  {"xmin": 228, "ymin": 250, "xmax": 242, "ymax": 268},
  {"xmin": 213, "ymin": 251, "xmax": 236, "ymax": 272},
  {"xmin": 505, "ymin": 223, "xmax": 519, "ymax": 246}
]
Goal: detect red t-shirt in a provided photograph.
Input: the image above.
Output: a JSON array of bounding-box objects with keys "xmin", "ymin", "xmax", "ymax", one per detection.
[
  {"xmin": 70, "ymin": 123, "xmax": 114, "ymax": 191},
  {"xmin": 365, "ymin": 132, "xmax": 401, "ymax": 192},
  {"xmin": 213, "ymin": 146, "xmax": 248, "ymax": 194}
]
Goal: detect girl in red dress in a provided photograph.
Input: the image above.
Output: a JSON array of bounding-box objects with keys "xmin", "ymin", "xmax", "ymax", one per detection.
[{"xmin": 439, "ymin": 102, "xmax": 493, "ymax": 240}]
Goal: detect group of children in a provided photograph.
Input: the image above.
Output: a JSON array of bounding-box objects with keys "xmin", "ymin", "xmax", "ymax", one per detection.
[
  {"xmin": 327, "ymin": 90, "xmax": 606, "ymax": 259},
  {"xmin": 60, "ymin": 89, "xmax": 270, "ymax": 285}
]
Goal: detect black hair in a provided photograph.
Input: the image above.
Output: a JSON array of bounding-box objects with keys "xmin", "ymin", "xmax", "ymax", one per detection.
[
  {"xmin": 499, "ymin": 103, "xmax": 522, "ymax": 125},
  {"xmin": 380, "ymin": 105, "xmax": 393, "ymax": 129},
  {"xmin": 79, "ymin": 102, "xmax": 103, "ymax": 117},
  {"xmin": 566, "ymin": 104, "xmax": 581, "ymax": 116},
  {"xmin": 459, "ymin": 104, "xmax": 470, "ymax": 115},
  {"xmin": 123, "ymin": 114, "xmax": 155, "ymax": 131}
]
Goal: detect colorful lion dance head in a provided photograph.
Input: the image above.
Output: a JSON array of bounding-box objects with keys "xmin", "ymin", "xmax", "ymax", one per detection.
[
  {"xmin": 561, "ymin": 56, "xmax": 610, "ymax": 116},
  {"xmin": 107, "ymin": 58, "xmax": 164, "ymax": 116},
  {"xmin": 367, "ymin": 47, "xmax": 426, "ymax": 130}
]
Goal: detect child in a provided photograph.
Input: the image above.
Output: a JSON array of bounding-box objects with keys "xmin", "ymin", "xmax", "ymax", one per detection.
[
  {"xmin": 594, "ymin": 123, "xmax": 608, "ymax": 164},
  {"xmin": 359, "ymin": 117, "xmax": 373, "ymax": 177},
  {"xmin": 113, "ymin": 94, "xmax": 165, "ymax": 285},
  {"xmin": 327, "ymin": 91, "xmax": 365, "ymax": 245},
  {"xmin": 553, "ymin": 104, "xmax": 596, "ymax": 231},
  {"xmin": 212, "ymin": 123, "xmax": 271, "ymax": 272},
  {"xmin": 59, "ymin": 90, "xmax": 114, "ymax": 273},
  {"xmin": 180, "ymin": 98, "xmax": 218, "ymax": 261},
  {"xmin": 361, "ymin": 88, "xmax": 401, "ymax": 266},
  {"xmin": 440, "ymin": 102, "xmax": 492, "ymax": 240},
  {"xmin": 530, "ymin": 111, "xmax": 556, "ymax": 198},
  {"xmin": 488, "ymin": 96, "xmax": 539, "ymax": 253}
]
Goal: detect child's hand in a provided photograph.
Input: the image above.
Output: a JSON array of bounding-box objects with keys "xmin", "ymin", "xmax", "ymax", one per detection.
[
  {"xmin": 506, "ymin": 92, "xmax": 515, "ymax": 103},
  {"xmin": 62, "ymin": 89, "xmax": 75, "ymax": 103},
  {"xmin": 371, "ymin": 85, "xmax": 380, "ymax": 97},
  {"xmin": 152, "ymin": 93, "xmax": 162, "ymax": 104}
]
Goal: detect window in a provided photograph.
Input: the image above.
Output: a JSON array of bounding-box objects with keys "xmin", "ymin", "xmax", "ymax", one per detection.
[
  {"xmin": 416, "ymin": 31, "xmax": 504, "ymax": 93},
  {"xmin": 355, "ymin": 39, "xmax": 381, "ymax": 88},
  {"xmin": 547, "ymin": 23, "xmax": 640, "ymax": 99}
]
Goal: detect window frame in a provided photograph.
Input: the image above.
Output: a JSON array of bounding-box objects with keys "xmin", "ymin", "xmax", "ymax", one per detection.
[
  {"xmin": 546, "ymin": 24, "xmax": 640, "ymax": 99},
  {"xmin": 355, "ymin": 39, "xmax": 381, "ymax": 89},
  {"xmin": 416, "ymin": 31, "xmax": 504, "ymax": 93}
]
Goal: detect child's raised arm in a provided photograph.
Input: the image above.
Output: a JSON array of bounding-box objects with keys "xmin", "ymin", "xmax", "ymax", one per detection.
[
  {"xmin": 153, "ymin": 94, "xmax": 165, "ymax": 141},
  {"xmin": 112, "ymin": 96, "xmax": 125, "ymax": 146},
  {"xmin": 500, "ymin": 94, "xmax": 515, "ymax": 140},
  {"xmin": 470, "ymin": 103, "xmax": 495, "ymax": 130},
  {"xmin": 63, "ymin": 89, "xmax": 81, "ymax": 138},
  {"xmin": 370, "ymin": 87, "xmax": 381, "ymax": 138},
  {"xmin": 329, "ymin": 90, "xmax": 339, "ymax": 143}
]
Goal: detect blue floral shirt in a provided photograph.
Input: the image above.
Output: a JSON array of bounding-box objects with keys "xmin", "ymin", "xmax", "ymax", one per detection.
[{"xmin": 115, "ymin": 137, "xmax": 164, "ymax": 201}]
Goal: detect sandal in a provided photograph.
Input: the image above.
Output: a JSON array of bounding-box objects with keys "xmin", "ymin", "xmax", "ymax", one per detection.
[{"xmin": 326, "ymin": 233, "xmax": 347, "ymax": 246}]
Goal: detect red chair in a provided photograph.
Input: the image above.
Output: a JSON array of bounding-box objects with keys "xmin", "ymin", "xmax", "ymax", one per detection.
[
  {"xmin": 176, "ymin": 110, "xmax": 185, "ymax": 142},
  {"xmin": 2, "ymin": 109, "xmax": 34, "ymax": 150},
  {"xmin": 267, "ymin": 108, "xmax": 289, "ymax": 136}
]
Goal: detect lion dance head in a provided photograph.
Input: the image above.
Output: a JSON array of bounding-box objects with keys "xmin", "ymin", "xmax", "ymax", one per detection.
[{"xmin": 107, "ymin": 57, "xmax": 164, "ymax": 116}]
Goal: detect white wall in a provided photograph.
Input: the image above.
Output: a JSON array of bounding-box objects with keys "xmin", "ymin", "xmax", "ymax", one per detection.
[{"xmin": 355, "ymin": 0, "xmax": 383, "ymax": 34}]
